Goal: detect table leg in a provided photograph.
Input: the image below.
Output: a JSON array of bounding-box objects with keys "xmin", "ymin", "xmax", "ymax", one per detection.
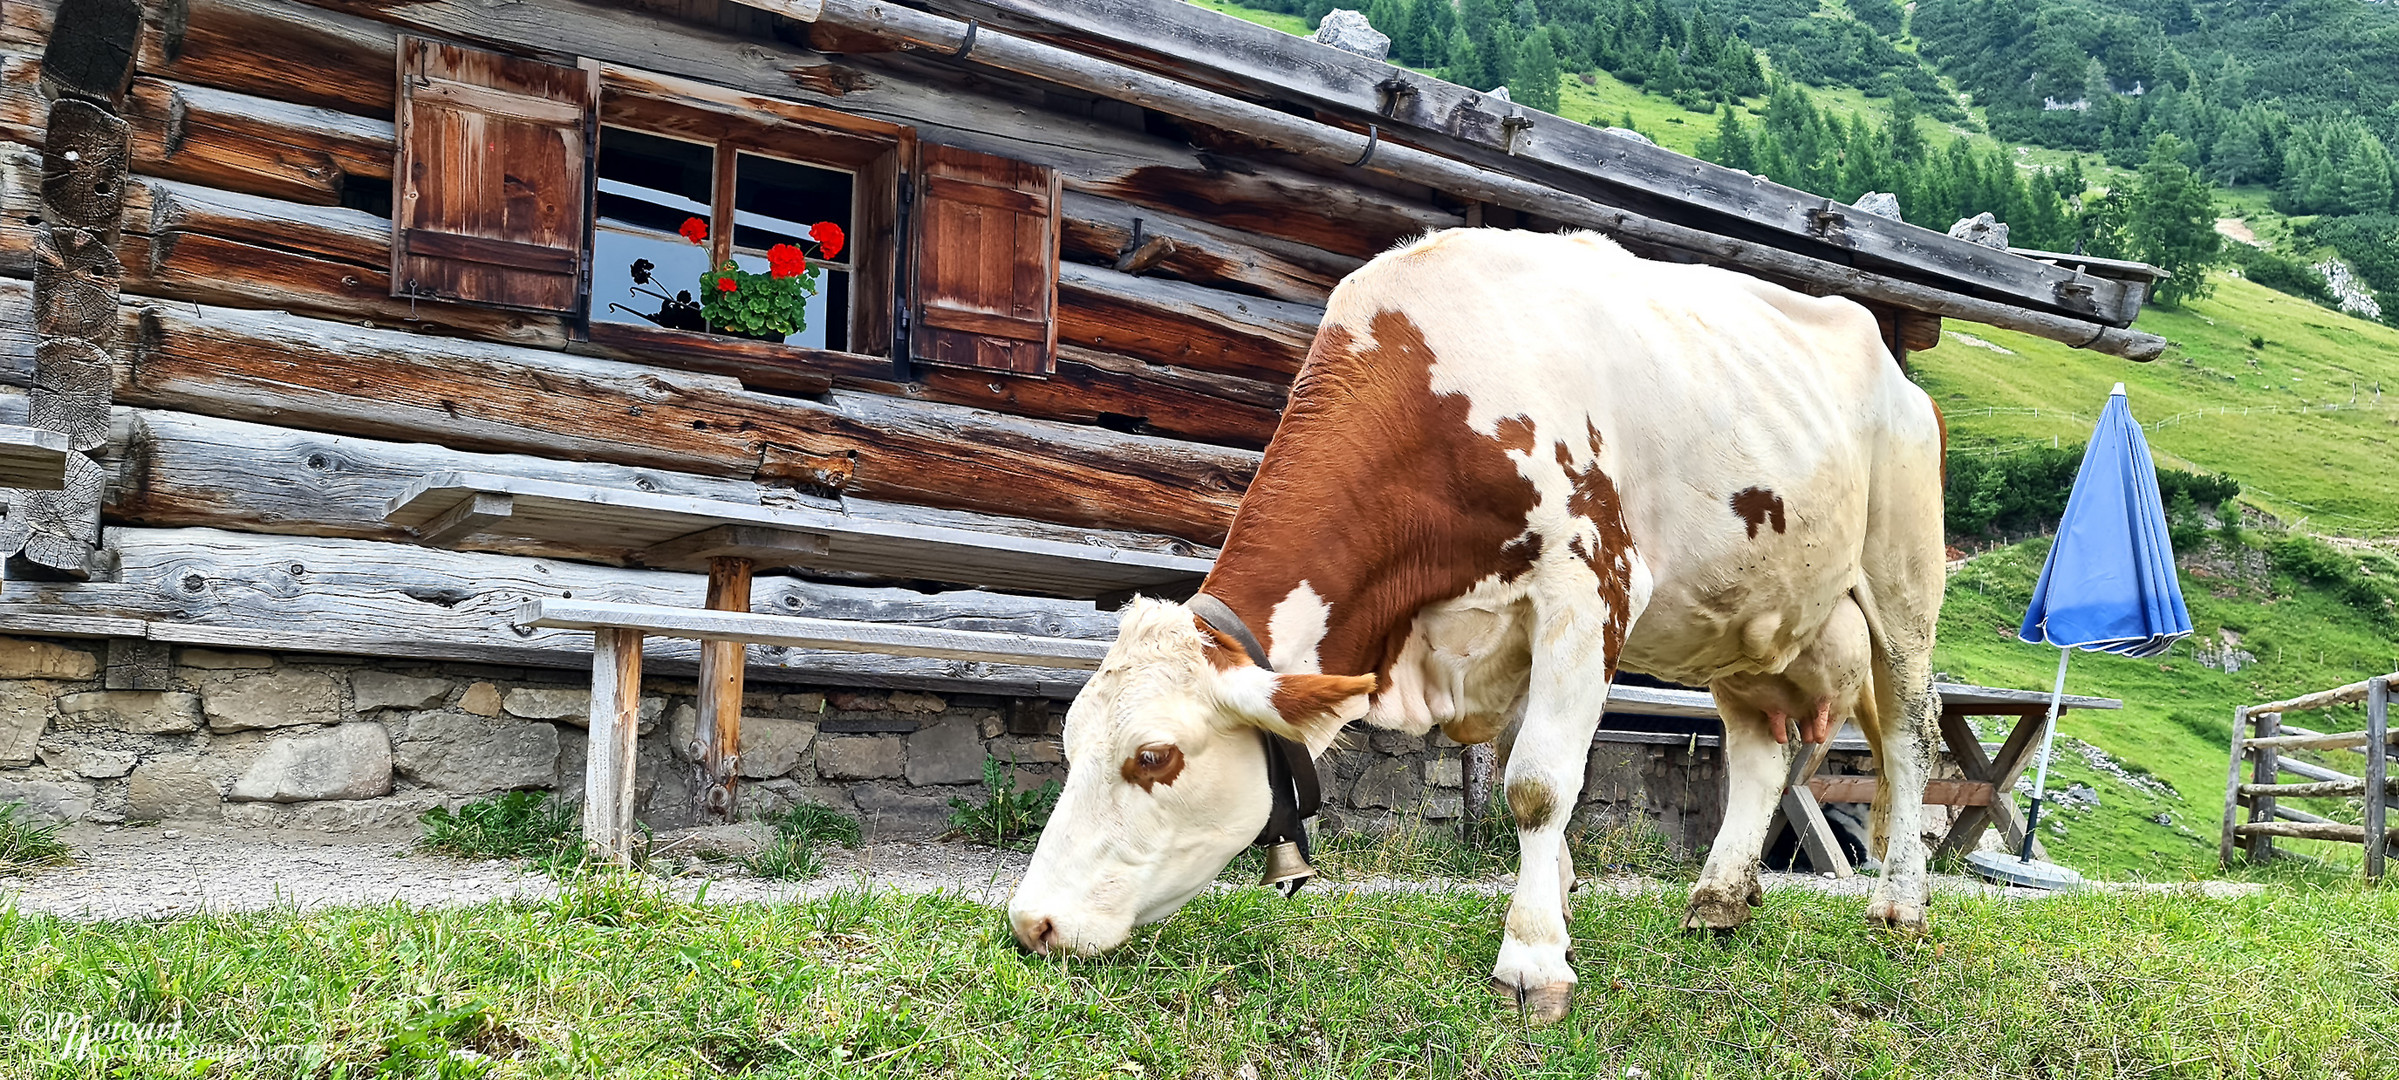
[
  {"xmin": 1935, "ymin": 708, "xmax": 2050, "ymax": 862},
  {"xmin": 584, "ymin": 628, "xmax": 644, "ymax": 866},
  {"xmin": 696, "ymin": 556, "xmax": 753, "ymax": 825},
  {"xmin": 1767, "ymin": 736, "xmax": 1850, "ymax": 876}
]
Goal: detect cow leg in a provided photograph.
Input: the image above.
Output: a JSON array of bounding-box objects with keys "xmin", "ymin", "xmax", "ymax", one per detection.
[
  {"xmin": 1865, "ymin": 647, "xmax": 1938, "ymax": 930},
  {"xmin": 1684, "ymin": 697, "xmax": 1793, "ymax": 931},
  {"xmin": 1488, "ymin": 607, "xmax": 1618, "ymax": 1026}
]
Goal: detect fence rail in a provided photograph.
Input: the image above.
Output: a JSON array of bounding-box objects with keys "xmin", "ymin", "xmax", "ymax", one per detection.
[{"xmin": 2221, "ymin": 673, "xmax": 2394, "ymax": 879}]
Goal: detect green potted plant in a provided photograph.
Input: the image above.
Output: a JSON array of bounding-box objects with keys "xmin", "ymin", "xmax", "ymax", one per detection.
[{"xmin": 678, "ymin": 217, "xmax": 846, "ymax": 343}]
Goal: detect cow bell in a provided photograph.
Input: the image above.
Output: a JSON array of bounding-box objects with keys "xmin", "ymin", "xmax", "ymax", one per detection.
[{"xmin": 1259, "ymin": 840, "xmax": 1316, "ymax": 897}]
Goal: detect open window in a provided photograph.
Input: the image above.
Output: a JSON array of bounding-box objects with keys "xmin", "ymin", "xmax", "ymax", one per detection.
[{"xmin": 393, "ymin": 49, "xmax": 1064, "ymax": 377}]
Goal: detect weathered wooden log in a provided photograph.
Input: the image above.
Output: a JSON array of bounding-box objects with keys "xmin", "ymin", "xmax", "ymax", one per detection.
[
  {"xmin": 2238, "ymin": 779, "xmax": 2395, "ymax": 799},
  {"xmin": 38, "ymin": 96, "xmax": 126, "ymax": 228},
  {"xmin": 120, "ymin": 298, "xmax": 1254, "ymax": 541},
  {"xmin": 1059, "ymin": 191, "xmax": 1359, "ymax": 304},
  {"xmin": 583, "ymin": 625, "xmax": 644, "ymax": 865},
  {"xmin": 763, "ymin": 0, "xmax": 2167, "ymax": 361},
  {"xmin": 120, "ymin": 75, "xmax": 392, "ymax": 205},
  {"xmin": 39, "ymin": 0, "xmax": 140, "ymax": 105},
  {"xmin": 2252, "ymin": 675, "xmax": 2399, "ymax": 718},
  {"xmin": 2241, "ymin": 728, "xmax": 2399, "ymax": 752},
  {"xmin": 147, "ymin": 0, "xmax": 399, "ymax": 117},
  {"xmin": 935, "ymin": 0, "xmax": 2146, "ymax": 327},
  {"xmin": 0, "ymin": 525, "xmax": 1114, "ymax": 695},
  {"xmin": 128, "ymin": 228, "xmax": 566, "ymax": 346},
  {"xmin": 135, "ymin": 176, "xmax": 386, "ymax": 265},
  {"xmin": 31, "ymin": 223, "xmax": 117, "ymax": 339},
  {"xmin": 2234, "ymin": 821, "xmax": 2399, "ymax": 844},
  {"xmin": 1057, "ymin": 262, "xmax": 1319, "ymax": 382},
  {"xmin": 29, "ymin": 337, "xmax": 108, "ymax": 449},
  {"xmin": 2277, "ymin": 756, "xmax": 2359, "ymax": 785}
]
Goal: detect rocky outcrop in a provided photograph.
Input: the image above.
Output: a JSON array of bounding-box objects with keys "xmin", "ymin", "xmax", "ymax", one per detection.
[
  {"xmin": 1311, "ymin": 9, "xmax": 1389, "ymax": 60},
  {"xmin": 2313, "ymin": 258, "xmax": 2384, "ymax": 322},
  {"xmin": 1949, "ymin": 212, "xmax": 2010, "ymax": 249},
  {"xmin": 1853, "ymin": 191, "xmax": 1902, "ymax": 219}
]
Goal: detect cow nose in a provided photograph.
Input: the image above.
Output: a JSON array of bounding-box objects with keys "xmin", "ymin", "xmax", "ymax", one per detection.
[{"xmin": 1012, "ymin": 911, "xmax": 1059, "ymax": 955}]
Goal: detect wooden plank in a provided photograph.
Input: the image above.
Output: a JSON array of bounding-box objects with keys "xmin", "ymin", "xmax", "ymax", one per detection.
[
  {"xmin": 2235, "ymin": 821, "xmax": 2399, "ymax": 844},
  {"xmin": 640, "ymin": 524, "xmax": 830, "ymax": 572},
  {"xmin": 0, "ymin": 525, "xmax": 1116, "ymax": 696},
  {"xmin": 0, "ymin": 423, "xmax": 68, "ymax": 488},
  {"xmin": 757, "ymin": 0, "xmax": 2164, "ymax": 360},
  {"xmin": 2275, "ymin": 756, "xmax": 2359, "ymax": 785},
  {"xmin": 2247, "ymin": 709, "xmax": 2281, "ymax": 864},
  {"xmin": 1933, "ymin": 681, "xmax": 2122, "ymax": 712},
  {"xmin": 147, "ymin": 0, "xmax": 401, "ymax": 118},
  {"xmin": 2221, "ymin": 706, "xmax": 2248, "ymax": 869},
  {"xmin": 2252, "ymin": 675, "xmax": 2399, "ymax": 716},
  {"xmin": 518, "ymin": 596, "xmax": 1113, "ymax": 669},
  {"xmin": 2237, "ymin": 779, "xmax": 2394, "ymax": 799},
  {"xmin": 1934, "ymin": 706, "xmax": 2050, "ymax": 862},
  {"xmin": 2367, "ymin": 677, "xmax": 2389, "ymax": 881},
  {"xmin": 583, "ymin": 626, "xmax": 643, "ymax": 866},
  {"xmin": 1777, "ymin": 739, "xmax": 1849, "ymax": 877},
  {"xmin": 2242, "ymin": 729, "xmax": 2399, "ymax": 751},
  {"xmin": 915, "ymin": 0, "xmax": 2145, "ymax": 327},
  {"xmin": 1056, "ymin": 262, "xmax": 1320, "ymax": 382},
  {"xmin": 695, "ymin": 556, "xmax": 751, "ymax": 825},
  {"xmin": 388, "ymin": 470, "xmax": 1211, "ymax": 596},
  {"xmin": 1809, "ymin": 776, "xmax": 1996, "ymax": 807},
  {"xmin": 414, "ymin": 490, "xmax": 512, "ymax": 545}
]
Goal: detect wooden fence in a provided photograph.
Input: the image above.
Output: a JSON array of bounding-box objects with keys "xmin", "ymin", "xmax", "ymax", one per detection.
[{"xmin": 2220, "ymin": 673, "xmax": 2395, "ymax": 879}]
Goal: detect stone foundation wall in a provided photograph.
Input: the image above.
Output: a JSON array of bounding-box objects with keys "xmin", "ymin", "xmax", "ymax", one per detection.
[{"xmin": 1, "ymin": 634, "xmax": 1737, "ymax": 849}]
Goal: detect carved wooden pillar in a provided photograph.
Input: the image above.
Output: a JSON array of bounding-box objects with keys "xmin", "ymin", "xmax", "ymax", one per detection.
[{"xmin": 6, "ymin": 0, "xmax": 139, "ymax": 579}]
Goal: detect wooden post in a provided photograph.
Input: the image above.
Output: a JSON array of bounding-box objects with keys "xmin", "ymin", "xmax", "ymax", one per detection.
[
  {"xmin": 1461, "ymin": 741, "xmax": 1493, "ymax": 844},
  {"xmin": 695, "ymin": 555, "xmax": 753, "ymax": 824},
  {"xmin": 2221, "ymin": 706, "xmax": 2249, "ymax": 870},
  {"xmin": 2366, "ymin": 678, "xmax": 2389, "ymax": 882},
  {"xmin": 1773, "ymin": 737, "xmax": 1850, "ymax": 877},
  {"xmin": 2245, "ymin": 710, "xmax": 2281, "ymax": 864},
  {"xmin": 583, "ymin": 627, "xmax": 644, "ymax": 866}
]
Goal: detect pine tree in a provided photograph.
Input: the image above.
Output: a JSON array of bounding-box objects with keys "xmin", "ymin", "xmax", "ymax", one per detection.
[
  {"xmin": 1512, "ymin": 27, "xmax": 1563, "ymax": 113},
  {"xmin": 2128, "ymin": 134, "xmax": 2223, "ymax": 308},
  {"xmin": 1446, "ymin": 28, "xmax": 1491, "ymax": 92},
  {"xmin": 1705, "ymin": 103, "xmax": 1756, "ymax": 172}
]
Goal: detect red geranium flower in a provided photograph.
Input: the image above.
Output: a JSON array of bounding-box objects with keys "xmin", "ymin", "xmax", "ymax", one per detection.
[
  {"xmin": 716, "ymin": 276, "xmax": 737, "ymax": 292},
  {"xmin": 679, "ymin": 217, "xmax": 709, "ymax": 244},
  {"xmin": 766, "ymin": 243, "xmax": 808, "ymax": 279},
  {"xmin": 810, "ymin": 221, "xmax": 845, "ymax": 260}
]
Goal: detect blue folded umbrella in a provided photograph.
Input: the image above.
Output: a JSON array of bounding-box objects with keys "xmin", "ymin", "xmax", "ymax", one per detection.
[
  {"xmin": 2000, "ymin": 384, "xmax": 2194, "ymax": 874},
  {"xmin": 2019, "ymin": 384, "xmax": 2195, "ymax": 657}
]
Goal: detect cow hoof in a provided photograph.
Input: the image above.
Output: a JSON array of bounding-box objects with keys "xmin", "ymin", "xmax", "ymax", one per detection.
[
  {"xmin": 1680, "ymin": 883, "xmax": 1757, "ymax": 932},
  {"xmin": 1488, "ymin": 977, "xmax": 1574, "ymax": 1026},
  {"xmin": 1866, "ymin": 899, "xmax": 1928, "ymax": 932}
]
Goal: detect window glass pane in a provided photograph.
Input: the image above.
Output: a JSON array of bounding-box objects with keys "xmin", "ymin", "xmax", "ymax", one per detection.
[
  {"xmin": 593, "ymin": 129, "xmax": 715, "ymax": 331},
  {"xmin": 733, "ymin": 152, "xmax": 852, "ymax": 256},
  {"xmin": 730, "ymin": 252, "xmax": 849, "ymax": 350}
]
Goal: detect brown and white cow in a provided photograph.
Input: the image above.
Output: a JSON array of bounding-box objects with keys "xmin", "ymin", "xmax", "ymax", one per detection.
[{"xmin": 1008, "ymin": 229, "xmax": 1946, "ymax": 1023}]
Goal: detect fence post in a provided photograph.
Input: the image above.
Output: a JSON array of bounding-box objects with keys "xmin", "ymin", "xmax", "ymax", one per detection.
[
  {"xmin": 2367, "ymin": 678, "xmax": 2389, "ymax": 882},
  {"xmin": 2221, "ymin": 706, "xmax": 2249, "ymax": 869},
  {"xmin": 2246, "ymin": 710, "xmax": 2281, "ymax": 864}
]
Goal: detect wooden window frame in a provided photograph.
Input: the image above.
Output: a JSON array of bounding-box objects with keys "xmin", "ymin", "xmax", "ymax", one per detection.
[{"xmin": 581, "ymin": 64, "xmax": 912, "ymax": 374}]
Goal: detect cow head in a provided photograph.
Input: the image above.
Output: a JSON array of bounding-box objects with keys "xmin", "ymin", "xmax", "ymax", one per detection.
[{"xmin": 1008, "ymin": 598, "xmax": 1375, "ymax": 955}]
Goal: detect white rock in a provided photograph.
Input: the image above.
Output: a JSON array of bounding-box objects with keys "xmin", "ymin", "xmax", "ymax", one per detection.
[
  {"xmin": 200, "ymin": 670, "xmax": 342, "ymax": 731},
  {"xmin": 229, "ymin": 722, "xmax": 394, "ymax": 803},
  {"xmin": 1948, "ymin": 211, "xmax": 2010, "ymax": 249},
  {"xmin": 1311, "ymin": 9, "xmax": 1390, "ymax": 61},
  {"xmin": 1852, "ymin": 191, "xmax": 1902, "ymax": 219},
  {"xmin": 351, "ymin": 671, "xmax": 452, "ymax": 712}
]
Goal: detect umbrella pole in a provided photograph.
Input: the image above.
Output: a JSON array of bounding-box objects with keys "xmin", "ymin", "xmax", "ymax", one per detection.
[{"xmin": 2019, "ymin": 647, "xmax": 2072, "ymax": 863}]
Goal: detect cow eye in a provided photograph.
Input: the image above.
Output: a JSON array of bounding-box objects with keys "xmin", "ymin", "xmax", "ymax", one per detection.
[{"xmin": 1119, "ymin": 742, "xmax": 1185, "ymax": 792}]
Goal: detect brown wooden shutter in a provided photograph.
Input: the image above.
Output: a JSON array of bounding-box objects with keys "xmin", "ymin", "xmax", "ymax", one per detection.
[
  {"xmin": 910, "ymin": 144, "xmax": 1060, "ymax": 375},
  {"xmin": 392, "ymin": 37, "xmax": 594, "ymax": 314}
]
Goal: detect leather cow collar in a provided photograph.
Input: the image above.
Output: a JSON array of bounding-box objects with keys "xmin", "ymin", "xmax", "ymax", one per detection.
[{"xmin": 1187, "ymin": 592, "xmax": 1322, "ymax": 897}]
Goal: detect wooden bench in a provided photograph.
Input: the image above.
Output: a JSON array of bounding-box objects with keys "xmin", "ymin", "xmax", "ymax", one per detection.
[
  {"xmin": 517, "ymin": 596, "xmax": 1108, "ymax": 864},
  {"xmin": 0, "ymin": 425, "xmax": 69, "ymax": 490},
  {"xmin": 405, "ymin": 471, "xmax": 1208, "ymax": 822}
]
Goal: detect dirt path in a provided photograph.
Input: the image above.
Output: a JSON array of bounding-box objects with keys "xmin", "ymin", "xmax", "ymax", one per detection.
[
  {"xmin": 2, "ymin": 824, "xmax": 2256, "ymax": 921},
  {"xmin": 2215, "ymin": 217, "xmax": 2260, "ymax": 247}
]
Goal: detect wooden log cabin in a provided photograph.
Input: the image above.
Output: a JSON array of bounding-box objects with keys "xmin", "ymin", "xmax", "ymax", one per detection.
[{"xmin": 0, "ymin": 0, "xmax": 2166, "ymax": 835}]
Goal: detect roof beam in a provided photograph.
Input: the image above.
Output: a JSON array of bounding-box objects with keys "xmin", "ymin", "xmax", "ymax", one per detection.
[{"xmin": 738, "ymin": 0, "xmax": 2165, "ymax": 360}]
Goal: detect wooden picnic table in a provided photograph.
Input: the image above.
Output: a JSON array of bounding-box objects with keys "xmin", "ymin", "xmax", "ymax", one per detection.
[{"xmin": 393, "ymin": 470, "xmax": 1208, "ymax": 823}]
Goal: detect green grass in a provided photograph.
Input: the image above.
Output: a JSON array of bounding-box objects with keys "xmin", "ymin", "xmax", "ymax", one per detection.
[
  {"xmin": 1184, "ymin": 0, "xmax": 1309, "ymax": 35},
  {"xmin": 0, "ymin": 802, "xmax": 70, "ymax": 876},
  {"xmin": 417, "ymin": 791, "xmax": 585, "ymax": 872},
  {"xmin": 747, "ymin": 803, "xmax": 864, "ymax": 881},
  {"xmin": 3, "ymin": 876, "xmax": 2394, "ymax": 1077},
  {"xmin": 1919, "ymin": 275, "xmax": 2399, "ymax": 537}
]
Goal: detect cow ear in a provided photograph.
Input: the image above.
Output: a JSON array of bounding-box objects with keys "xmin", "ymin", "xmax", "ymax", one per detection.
[{"xmin": 1210, "ymin": 666, "xmax": 1376, "ymax": 750}]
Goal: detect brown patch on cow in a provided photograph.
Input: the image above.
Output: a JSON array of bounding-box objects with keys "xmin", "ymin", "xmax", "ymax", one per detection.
[
  {"xmin": 1506, "ymin": 776, "xmax": 1557, "ymax": 829},
  {"xmin": 1555, "ymin": 423, "xmax": 1636, "ymax": 663},
  {"xmin": 1497, "ymin": 532, "xmax": 1544, "ymax": 583},
  {"xmin": 1120, "ymin": 742, "xmax": 1186, "ymax": 791},
  {"xmin": 1492, "ymin": 415, "xmax": 1539, "ymax": 455},
  {"xmin": 1193, "ymin": 617, "xmax": 1252, "ymax": 671},
  {"xmin": 1270, "ymin": 673, "xmax": 1378, "ymax": 724},
  {"xmin": 1198, "ymin": 311, "xmax": 1543, "ymax": 686},
  {"xmin": 1729, "ymin": 487, "xmax": 1787, "ymax": 539}
]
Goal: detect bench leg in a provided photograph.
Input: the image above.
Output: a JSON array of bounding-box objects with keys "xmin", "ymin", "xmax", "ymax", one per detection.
[
  {"xmin": 696, "ymin": 556, "xmax": 753, "ymax": 824},
  {"xmin": 584, "ymin": 627, "xmax": 644, "ymax": 867}
]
